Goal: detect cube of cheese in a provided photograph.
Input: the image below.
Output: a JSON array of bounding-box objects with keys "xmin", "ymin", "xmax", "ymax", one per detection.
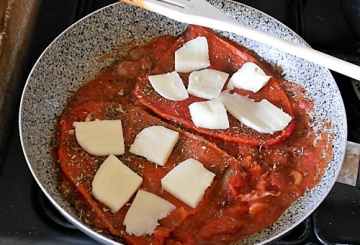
[
  {"xmin": 130, "ymin": 126, "xmax": 179, "ymax": 166},
  {"xmin": 73, "ymin": 120, "xmax": 124, "ymax": 156},
  {"xmin": 189, "ymin": 99, "xmax": 229, "ymax": 129},
  {"xmin": 175, "ymin": 36, "xmax": 210, "ymax": 73},
  {"xmin": 92, "ymin": 155, "xmax": 143, "ymax": 212},
  {"xmin": 187, "ymin": 69, "xmax": 229, "ymax": 99},
  {"xmin": 124, "ymin": 190, "xmax": 176, "ymax": 236},
  {"xmin": 148, "ymin": 71, "xmax": 189, "ymax": 101},
  {"xmin": 161, "ymin": 158, "xmax": 215, "ymax": 208}
]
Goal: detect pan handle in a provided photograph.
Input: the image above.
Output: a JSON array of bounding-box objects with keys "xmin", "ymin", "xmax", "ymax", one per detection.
[{"xmin": 336, "ymin": 141, "xmax": 360, "ymax": 187}]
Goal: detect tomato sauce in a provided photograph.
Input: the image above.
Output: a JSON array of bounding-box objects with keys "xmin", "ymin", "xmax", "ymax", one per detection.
[{"xmin": 55, "ymin": 25, "xmax": 332, "ymax": 245}]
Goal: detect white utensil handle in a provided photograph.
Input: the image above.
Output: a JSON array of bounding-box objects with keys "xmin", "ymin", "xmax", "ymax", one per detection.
[{"xmin": 206, "ymin": 18, "xmax": 360, "ymax": 81}]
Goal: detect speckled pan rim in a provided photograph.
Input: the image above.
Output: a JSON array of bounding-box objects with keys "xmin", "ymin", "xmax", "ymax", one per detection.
[{"xmin": 19, "ymin": 1, "xmax": 347, "ymax": 245}]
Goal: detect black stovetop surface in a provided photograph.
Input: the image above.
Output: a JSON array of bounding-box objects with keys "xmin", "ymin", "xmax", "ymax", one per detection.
[{"xmin": 1, "ymin": 0, "xmax": 359, "ymax": 244}]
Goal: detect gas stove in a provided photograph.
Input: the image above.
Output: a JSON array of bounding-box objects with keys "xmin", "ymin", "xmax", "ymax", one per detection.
[{"xmin": 1, "ymin": 0, "xmax": 359, "ymax": 244}]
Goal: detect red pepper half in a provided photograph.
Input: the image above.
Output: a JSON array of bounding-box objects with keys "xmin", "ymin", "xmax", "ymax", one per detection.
[{"xmin": 133, "ymin": 25, "xmax": 296, "ymax": 146}]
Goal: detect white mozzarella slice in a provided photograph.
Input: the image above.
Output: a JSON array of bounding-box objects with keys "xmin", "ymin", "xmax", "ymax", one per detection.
[
  {"xmin": 92, "ymin": 155, "xmax": 143, "ymax": 212},
  {"xmin": 227, "ymin": 62, "xmax": 271, "ymax": 93},
  {"xmin": 124, "ymin": 190, "xmax": 176, "ymax": 236},
  {"xmin": 129, "ymin": 126, "xmax": 179, "ymax": 166},
  {"xmin": 161, "ymin": 158, "xmax": 215, "ymax": 208},
  {"xmin": 189, "ymin": 99, "xmax": 229, "ymax": 129},
  {"xmin": 73, "ymin": 120, "xmax": 124, "ymax": 156},
  {"xmin": 175, "ymin": 36, "xmax": 210, "ymax": 73},
  {"xmin": 148, "ymin": 71, "xmax": 189, "ymax": 101},
  {"xmin": 220, "ymin": 91, "xmax": 292, "ymax": 134},
  {"xmin": 187, "ymin": 69, "xmax": 229, "ymax": 99}
]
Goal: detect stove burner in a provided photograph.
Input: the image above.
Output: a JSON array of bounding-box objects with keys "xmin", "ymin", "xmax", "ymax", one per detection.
[{"xmin": 36, "ymin": 188, "xmax": 76, "ymax": 230}]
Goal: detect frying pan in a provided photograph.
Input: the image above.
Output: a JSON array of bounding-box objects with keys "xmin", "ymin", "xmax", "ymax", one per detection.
[{"xmin": 19, "ymin": 1, "xmax": 347, "ymax": 244}]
